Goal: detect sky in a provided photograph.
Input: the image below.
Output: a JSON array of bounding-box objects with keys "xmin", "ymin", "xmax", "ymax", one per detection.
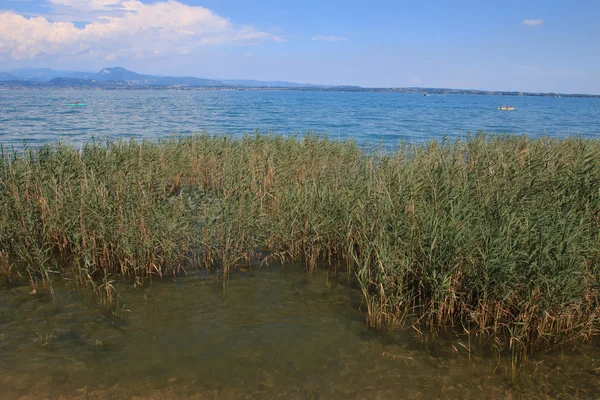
[{"xmin": 0, "ymin": 0, "xmax": 599, "ymax": 93}]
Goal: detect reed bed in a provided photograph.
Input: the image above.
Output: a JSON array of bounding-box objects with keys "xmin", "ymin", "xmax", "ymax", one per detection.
[{"xmin": 1, "ymin": 133, "xmax": 599, "ymax": 360}]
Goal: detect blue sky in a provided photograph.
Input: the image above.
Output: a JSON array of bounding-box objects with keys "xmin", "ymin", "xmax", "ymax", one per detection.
[{"xmin": 0, "ymin": 0, "xmax": 599, "ymax": 93}]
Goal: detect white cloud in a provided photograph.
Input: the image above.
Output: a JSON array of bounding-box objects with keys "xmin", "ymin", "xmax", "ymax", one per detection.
[
  {"xmin": 311, "ymin": 35, "xmax": 347, "ymax": 42},
  {"xmin": 49, "ymin": 0, "xmax": 124, "ymax": 12},
  {"xmin": 523, "ymin": 19, "xmax": 543, "ymax": 26},
  {"xmin": 0, "ymin": 0, "xmax": 284, "ymax": 60},
  {"xmin": 245, "ymin": 53, "xmax": 254, "ymax": 57}
]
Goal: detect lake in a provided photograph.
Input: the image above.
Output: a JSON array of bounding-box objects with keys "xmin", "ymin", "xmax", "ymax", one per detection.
[
  {"xmin": 2, "ymin": 265, "xmax": 599, "ymax": 399},
  {"xmin": 1, "ymin": 90, "xmax": 599, "ymax": 148},
  {"xmin": 2, "ymin": 89, "xmax": 600, "ymax": 399}
]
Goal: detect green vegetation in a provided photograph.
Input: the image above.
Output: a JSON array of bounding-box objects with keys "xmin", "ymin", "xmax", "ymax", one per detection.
[{"xmin": 1, "ymin": 133, "xmax": 599, "ymax": 362}]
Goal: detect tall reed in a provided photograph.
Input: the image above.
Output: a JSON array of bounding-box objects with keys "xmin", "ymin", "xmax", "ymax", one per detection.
[{"xmin": 1, "ymin": 133, "xmax": 598, "ymax": 359}]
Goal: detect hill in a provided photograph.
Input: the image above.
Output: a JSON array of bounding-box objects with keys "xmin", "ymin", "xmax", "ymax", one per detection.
[
  {"xmin": 0, "ymin": 72, "xmax": 20, "ymax": 81},
  {"xmin": 0, "ymin": 67, "xmax": 307, "ymax": 88}
]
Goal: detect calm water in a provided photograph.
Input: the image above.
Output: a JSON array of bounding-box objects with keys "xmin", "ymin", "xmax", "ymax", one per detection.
[
  {"xmin": 2, "ymin": 90, "xmax": 600, "ymax": 398},
  {"xmin": 1, "ymin": 90, "xmax": 599, "ymax": 147},
  {"xmin": 1, "ymin": 265, "xmax": 599, "ymax": 399}
]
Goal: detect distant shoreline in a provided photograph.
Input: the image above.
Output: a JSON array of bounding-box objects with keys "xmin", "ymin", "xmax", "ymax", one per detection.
[
  {"xmin": 3, "ymin": 66, "xmax": 598, "ymax": 97},
  {"xmin": 1, "ymin": 84, "xmax": 599, "ymax": 98}
]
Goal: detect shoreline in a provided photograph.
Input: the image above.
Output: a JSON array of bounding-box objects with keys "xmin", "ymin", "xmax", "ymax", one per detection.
[{"xmin": 1, "ymin": 85, "xmax": 599, "ymax": 98}]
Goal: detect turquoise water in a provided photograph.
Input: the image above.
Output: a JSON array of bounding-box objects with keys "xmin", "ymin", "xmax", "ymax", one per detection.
[{"xmin": 1, "ymin": 90, "xmax": 599, "ymax": 147}]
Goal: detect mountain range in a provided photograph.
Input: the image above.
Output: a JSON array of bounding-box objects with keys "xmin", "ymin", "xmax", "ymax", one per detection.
[
  {"xmin": 0, "ymin": 67, "xmax": 316, "ymax": 88},
  {"xmin": 2, "ymin": 67, "xmax": 598, "ymax": 97}
]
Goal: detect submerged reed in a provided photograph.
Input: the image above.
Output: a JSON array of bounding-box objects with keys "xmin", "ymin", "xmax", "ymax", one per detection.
[{"xmin": 1, "ymin": 133, "xmax": 599, "ymax": 359}]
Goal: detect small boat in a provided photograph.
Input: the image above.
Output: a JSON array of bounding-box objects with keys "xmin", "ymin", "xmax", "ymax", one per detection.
[
  {"xmin": 498, "ymin": 106, "xmax": 514, "ymax": 111},
  {"xmin": 67, "ymin": 103, "xmax": 87, "ymax": 107}
]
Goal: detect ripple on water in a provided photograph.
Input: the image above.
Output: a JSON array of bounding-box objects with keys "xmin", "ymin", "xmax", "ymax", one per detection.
[{"xmin": 1, "ymin": 90, "xmax": 599, "ymax": 148}]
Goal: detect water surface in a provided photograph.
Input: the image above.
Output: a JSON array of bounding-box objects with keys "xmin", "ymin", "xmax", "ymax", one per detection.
[
  {"xmin": 2, "ymin": 90, "xmax": 600, "ymax": 398},
  {"xmin": 1, "ymin": 90, "xmax": 599, "ymax": 147},
  {"xmin": 1, "ymin": 265, "xmax": 598, "ymax": 399}
]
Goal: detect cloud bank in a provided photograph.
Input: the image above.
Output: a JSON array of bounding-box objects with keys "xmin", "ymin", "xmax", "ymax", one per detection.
[
  {"xmin": 311, "ymin": 35, "xmax": 347, "ymax": 42},
  {"xmin": 0, "ymin": 0, "xmax": 283, "ymax": 60},
  {"xmin": 523, "ymin": 19, "xmax": 543, "ymax": 26}
]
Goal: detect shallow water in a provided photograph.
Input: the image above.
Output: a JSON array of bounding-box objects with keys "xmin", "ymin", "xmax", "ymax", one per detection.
[
  {"xmin": 1, "ymin": 90, "xmax": 599, "ymax": 148},
  {"xmin": 1, "ymin": 265, "xmax": 599, "ymax": 399}
]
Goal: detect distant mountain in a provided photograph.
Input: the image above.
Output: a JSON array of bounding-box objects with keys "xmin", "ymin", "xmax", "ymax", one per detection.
[
  {"xmin": 219, "ymin": 79, "xmax": 315, "ymax": 88},
  {"xmin": 9, "ymin": 68, "xmax": 62, "ymax": 81},
  {"xmin": 2, "ymin": 70, "xmax": 598, "ymax": 96},
  {"xmin": 0, "ymin": 72, "xmax": 20, "ymax": 81},
  {"xmin": 146, "ymin": 75, "xmax": 224, "ymax": 87},
  {"xmin": 0, "ymin": 67, "xmax": 217, "ymax": 86},
  {"xmin": 68, "ymin": 71, "xmax": 97, "ymax": 80},
  {"xmin": 91, "ymin": 67, "xmax": 153, "ymax": 81},
  {"xmin": 45, "ymin": 77, "xmax": 98, "ymax": 86},
  {"xmin": 88, "ymin": 67, "xmax": 225, "ymax": 86},
  {"xmin": 0, "ymin": 67, "xmax": 319, "ymax": 88}
]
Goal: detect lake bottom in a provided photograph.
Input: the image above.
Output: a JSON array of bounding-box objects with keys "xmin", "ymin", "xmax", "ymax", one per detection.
[{"xmin": 1, "ymin": 264, "xmax": 599, "ymax": 399}]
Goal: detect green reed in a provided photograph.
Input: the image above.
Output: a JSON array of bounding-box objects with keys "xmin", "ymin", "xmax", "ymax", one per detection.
[{"xmin": 1, "ymin": 133, "xmax": 599, "ymax": 359}]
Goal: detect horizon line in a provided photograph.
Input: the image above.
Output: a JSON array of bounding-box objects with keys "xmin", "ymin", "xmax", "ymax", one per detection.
[{"xmin": 1, "ymin": 66, "xmax": 599, "ymax": 97}]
